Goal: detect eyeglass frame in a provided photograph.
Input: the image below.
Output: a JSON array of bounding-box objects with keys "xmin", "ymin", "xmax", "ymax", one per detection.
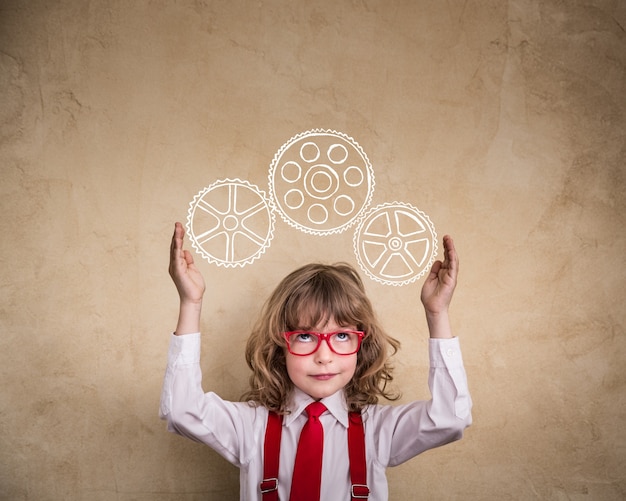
[{"xmin": 283, "ymin": 330, "xmax": 365, "ymax": 356}]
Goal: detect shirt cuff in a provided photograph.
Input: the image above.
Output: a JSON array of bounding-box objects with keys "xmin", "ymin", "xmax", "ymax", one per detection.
[
  {"xmin": 428, "ymin": 336, "xmax": 464, "ymax": 368},
  {"xmin": 168, "ymin": 332, "xmax": 201, "ymax": 366}
]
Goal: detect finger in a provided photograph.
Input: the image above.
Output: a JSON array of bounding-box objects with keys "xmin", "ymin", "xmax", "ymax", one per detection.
[
  {"xmin": 171, "ymin": 222, "xmax": 185, "ymax": 256},
  {"xmin": 175, "ymin": 222, "xmax": 185, "ymax": 243},
  {"xmin": 443, "ymin": 235, "xmax": 458, "ymax": 266},
  {"xmin": 169, "ymin": 224, "xmax": 187, "ymax": 279},
  {"xmin": 442, "ymin": 235, "xmax": 459, "ymax": 285}
]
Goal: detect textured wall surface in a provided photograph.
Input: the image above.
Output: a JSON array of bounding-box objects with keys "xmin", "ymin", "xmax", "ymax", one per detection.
[{"xmin": 1, "ymin": 1, "xmax": 625, "ymax": 499}]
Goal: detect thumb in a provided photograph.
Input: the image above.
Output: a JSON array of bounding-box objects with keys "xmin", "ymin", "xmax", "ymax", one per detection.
[
  {"xmin": 183, "ymin": 250, "xmax": 195, "ymax": 266},
  {"xmin": 428, "ymin": 260, "xmax": 442, "ymax": 280}
]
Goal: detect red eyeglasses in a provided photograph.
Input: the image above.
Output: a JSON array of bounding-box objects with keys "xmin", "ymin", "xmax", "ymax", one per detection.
[{"xmin": 283, "ymin": 330, "xmax": 365, "ymax": 356}]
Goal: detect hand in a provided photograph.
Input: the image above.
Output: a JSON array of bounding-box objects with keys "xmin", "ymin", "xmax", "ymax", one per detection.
[
  {"xmin": 169, "ymin": 222, "xmax": 206, "ymax": 305},
  {"xmin": 420, "ymin": 235, "xmax": 458, "ymax": 316}
]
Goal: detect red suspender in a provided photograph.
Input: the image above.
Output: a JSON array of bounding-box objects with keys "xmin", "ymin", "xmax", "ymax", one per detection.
[
  {"xmin": 260, "ymin": 410, "xmax": 369, "ymax": 500},
  {"xmin": 260, "ymin": 411, "xmax": 282, "ymax": 500},
  {"xmin": 348, "ymin": 412, "xmax": 370, "ymax": 499}
]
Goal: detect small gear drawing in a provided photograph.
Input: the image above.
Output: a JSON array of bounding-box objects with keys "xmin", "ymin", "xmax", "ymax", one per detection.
[
  {"xmin": 186, "ymin": 179, "xmax": 275, "ymax": 268},
  {"xmin": 353, "ymin": 202, "xmax": 438, "ymax": 286},
  {"xmin": 268, "ymin": 129, "xmax": 375, "ymax": 236}
]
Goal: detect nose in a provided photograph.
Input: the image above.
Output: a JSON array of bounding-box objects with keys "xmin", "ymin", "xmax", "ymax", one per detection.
[{"xmin": 314, "ymin": 338, "xmax": 333, "ymax": 364}]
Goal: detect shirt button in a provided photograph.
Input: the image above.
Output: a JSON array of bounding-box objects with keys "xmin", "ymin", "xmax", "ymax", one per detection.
[{"xmin": 446, "ymin": 348, "xmax": 455, "ymax": 357}]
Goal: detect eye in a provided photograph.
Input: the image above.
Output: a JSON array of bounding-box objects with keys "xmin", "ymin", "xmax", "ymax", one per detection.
[
  {"xmin": 333, "ymin": 332, "xmax": 352, "ymax": 342},
  {"xmin": 294, "ymin": 332, "xmax": 315, "ymax": 343}
]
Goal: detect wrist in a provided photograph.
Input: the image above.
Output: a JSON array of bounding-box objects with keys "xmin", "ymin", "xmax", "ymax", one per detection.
[
  {"xmin": 425, "ymin": 310, "xmax": 453, "ymax": 339},
  {"xmin": 175, "ymin": 301, "xmax": 202, "ymax": 335},
  {"xmin": 179, "ymin": 298, "xmax": 203, "ymax": 309}
]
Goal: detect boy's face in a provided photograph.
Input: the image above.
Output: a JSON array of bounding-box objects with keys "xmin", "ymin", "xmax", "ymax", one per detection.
[{"xmin": 285, "ymin": 317, "xmax": 358, "ymax": 400}]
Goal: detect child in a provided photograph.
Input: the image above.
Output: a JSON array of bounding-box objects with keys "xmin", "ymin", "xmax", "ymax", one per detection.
[{"xmin": 160, "ymin": 222, "xmax": 472, "ymax": 501}]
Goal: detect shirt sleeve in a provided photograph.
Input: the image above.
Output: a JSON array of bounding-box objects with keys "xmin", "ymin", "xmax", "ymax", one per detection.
[
  {"xmin": 159, "ymin": 332, "xmax": 201, "ymax": 422},
  {"xmin": 368, "ymin": 337, "xmax": 472, "ymax": 467},
  {"xmin": 159, "ymin": 333, "xmax": 264, "ymax": 467}
]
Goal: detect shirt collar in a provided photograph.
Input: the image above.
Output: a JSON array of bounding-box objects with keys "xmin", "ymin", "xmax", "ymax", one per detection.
[{"xmin": 283, "ymin": 387, "xmax": 350, "ymax": 428}]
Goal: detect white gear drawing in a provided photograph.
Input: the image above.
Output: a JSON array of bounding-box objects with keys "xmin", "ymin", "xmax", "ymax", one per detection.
[
  {"xmin": 268, "ymin": 129, "xmax": 375, "ymax": 236},
  {"xmin": 186, "ymin": 179, "xmax": 275, "ymax": 268},
  {"xmin": 353, "ymin": 202, "xmax": 438, "ymax": 286}
]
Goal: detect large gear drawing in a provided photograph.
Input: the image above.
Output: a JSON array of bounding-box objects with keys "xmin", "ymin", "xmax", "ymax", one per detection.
[
  {"xmin": 186, "ymin": 179, "xmax": 275, "ymax": 268},
  {"xmin": 268, "ymin": 129, "xmax": 375, "ymax": 236},
  {"xmin": 353, "ymin": 202, "xmax": 438, "ymax": 286}
]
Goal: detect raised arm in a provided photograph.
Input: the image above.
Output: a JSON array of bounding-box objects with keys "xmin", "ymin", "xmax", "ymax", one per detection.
[
  {"xmin": 420, "ymin": 235, "xmax": 459, "ymax": 339},
  {"xmin": 169, "ymin": 222, "xmax": 206, "ymax": 335}
]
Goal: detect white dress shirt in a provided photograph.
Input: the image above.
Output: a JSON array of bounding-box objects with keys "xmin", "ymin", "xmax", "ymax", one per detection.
[{"xmin": 160, "ymin": 333, "xmax": 472, "ymax": 500}]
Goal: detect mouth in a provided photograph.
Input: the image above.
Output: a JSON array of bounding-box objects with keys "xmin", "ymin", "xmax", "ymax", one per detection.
[{"xmin": 310, "ymin": 373, "xmax": 337, "ymax": 381}]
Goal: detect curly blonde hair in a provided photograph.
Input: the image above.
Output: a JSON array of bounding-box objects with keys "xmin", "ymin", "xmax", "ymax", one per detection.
[{"xmin": 242, "ymin": 262, "xmax": 400, "ymax": 413}]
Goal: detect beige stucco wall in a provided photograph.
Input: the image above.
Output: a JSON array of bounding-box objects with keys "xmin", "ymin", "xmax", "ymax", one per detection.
[{"xmin": 1, "ymin": 1, "xmax": 625, "ymax": 499}]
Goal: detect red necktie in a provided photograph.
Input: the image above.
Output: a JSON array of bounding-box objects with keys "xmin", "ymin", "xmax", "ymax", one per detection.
[{"xmin": 289, "ymin": 402, "xmax": 327, "ymax": 501}]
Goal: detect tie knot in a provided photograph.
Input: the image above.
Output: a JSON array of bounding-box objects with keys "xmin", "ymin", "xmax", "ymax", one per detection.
[{"xmin": 305, "ymin": 402, "xmax": 327, "ymax": 419}]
